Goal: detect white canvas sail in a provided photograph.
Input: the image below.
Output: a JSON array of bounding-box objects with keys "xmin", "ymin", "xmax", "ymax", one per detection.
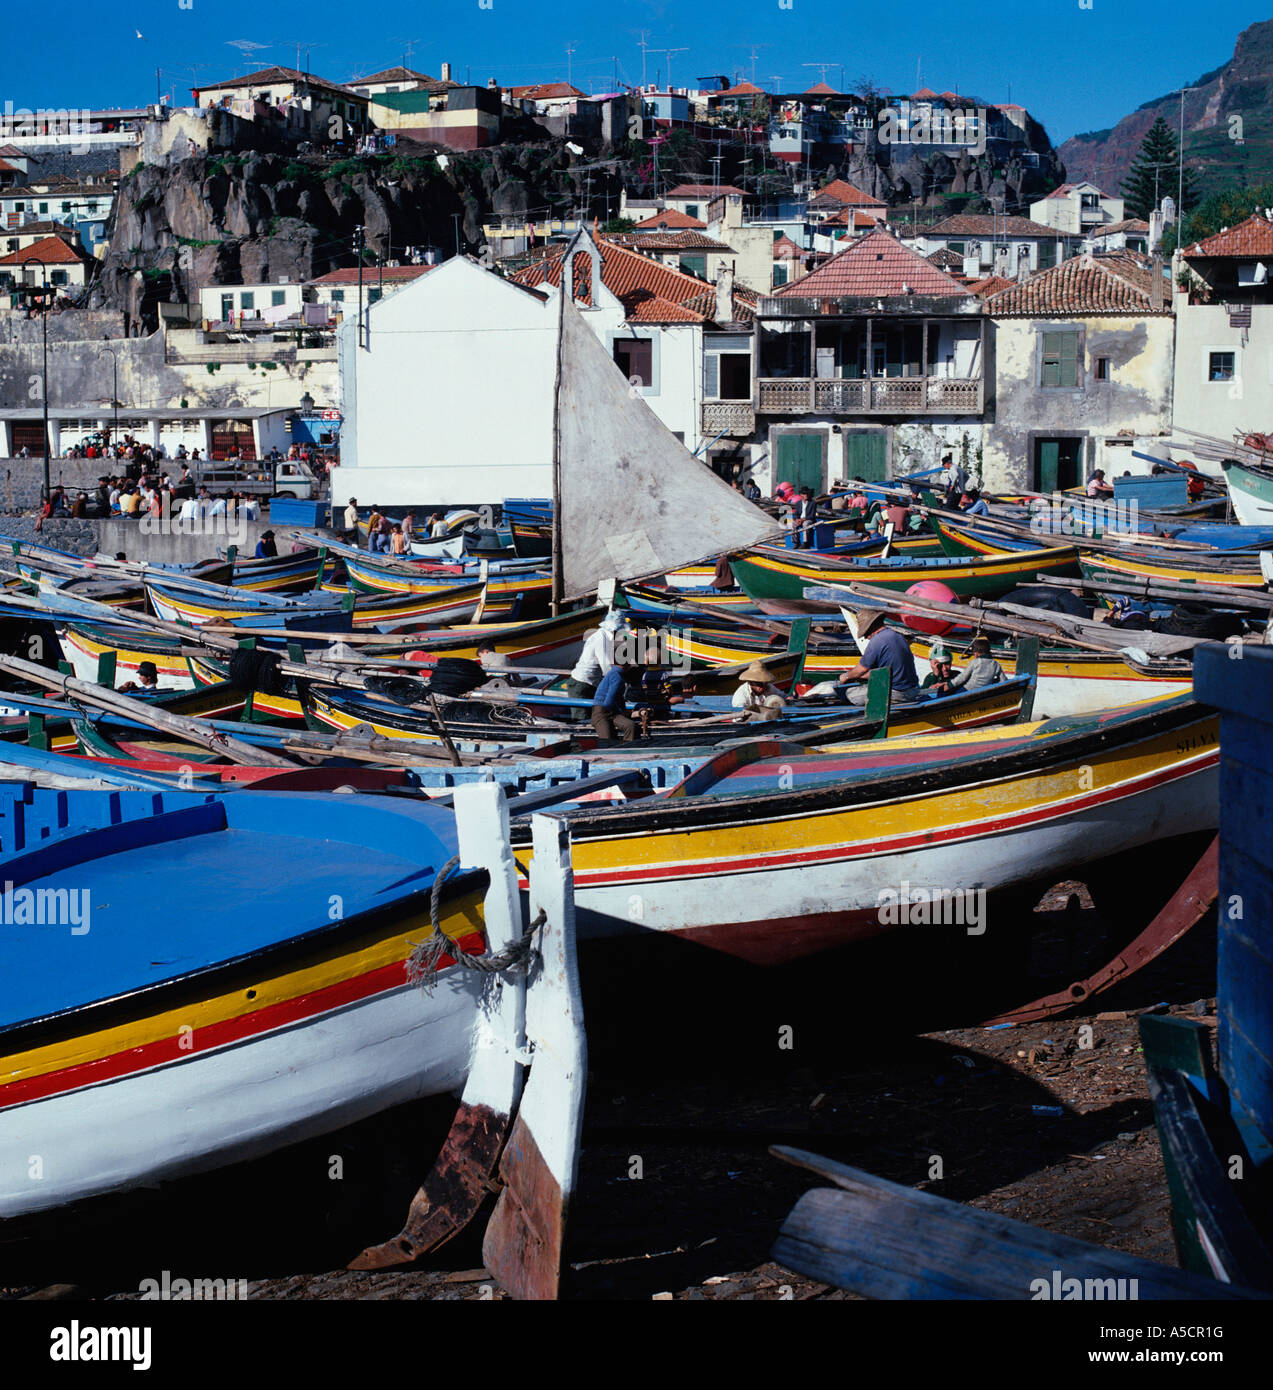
[{"xmin": 554, "ymin": 294, "xmax": 781, "ymax": 601}]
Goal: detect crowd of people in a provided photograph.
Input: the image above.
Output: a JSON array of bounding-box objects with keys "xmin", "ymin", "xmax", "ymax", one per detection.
[{"xmin": 35, "ymin": 465, "xmax": 266, "ymax": 530}]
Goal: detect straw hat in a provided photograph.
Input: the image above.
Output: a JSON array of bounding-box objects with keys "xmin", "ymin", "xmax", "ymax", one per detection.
[
  {"xmin": 851, "ymin": 608, "xmax": 886, "ymax": 636},
  {"xmin": 738, "ymin": 661, "xmax": 774, "ymax": 684}
]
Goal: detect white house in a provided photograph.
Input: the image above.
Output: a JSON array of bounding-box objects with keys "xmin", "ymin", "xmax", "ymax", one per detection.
[
  {"xmin": 1171, "ymin": 212, "xmax": 1273, "ymax": 469},
  {"xmin": 1030, "ymin": 182, "xmax": 1124, "ymax": 237}
]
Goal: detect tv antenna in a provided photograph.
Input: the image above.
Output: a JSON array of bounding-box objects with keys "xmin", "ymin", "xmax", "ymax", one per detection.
[
  {"xmin": 660, "ymin": 47, "xmax": 689, "ymax": 88},
  {"xmin": 565, "ymin": 41, "xmax": 577, "ymax": 86},
  {"xmin": 803, "ymin": 62, "xmax": 837, "ymax": 87}
]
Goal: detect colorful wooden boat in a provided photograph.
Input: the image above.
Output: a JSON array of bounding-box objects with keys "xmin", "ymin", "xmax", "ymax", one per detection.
[
  {"xmin": 730, "ymin": 542, "xmax": 1079, "ymax": 604},
  {"xmin": 1221, "ymin": 456, "xmax": 1273, "ymax": 527},
  {"xmin": 1139, "ymin": 644, "xmax": 1273, "ymax": 1288},
  {"xmin": 512, "ymin": 693, "xmax": 1219, "ymax": 965},
  {"xmin": 0, "ymin": 786, "xmax": 492, "ymax": 1217},
  {"xmin": 1079, "ymin": 551, "xmax": 1268, "ymax": 592}
]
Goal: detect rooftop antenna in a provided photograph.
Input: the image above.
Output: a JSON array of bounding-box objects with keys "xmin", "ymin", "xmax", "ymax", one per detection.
[
  {"xmin": 661, "ymin": 47, "xmax": 689, "ymax": 88},
  {"xmin": 770, "ymin": 73, "xmax": 782, "ymax": 95},
  {"xmin": 226, "ymin": 39, "xmax": 270, "ymax": 79},
  {"xmin": 739, "ymin": 42, "xmax": 770, "ymax": 86},
  {"xmin": 637, "ymin": 31, "xmax": 652, "ymax": 88},
  {"xmin": 802, "ymin": 62, "xmax": 836, "ymax": 87},
  {"xmin": 565, "ymin": 41, "xmax": 577, "ymax": 87},
  {"xmin": 391, "ymin": 37, "xmax": 419, "ymax": 72}
]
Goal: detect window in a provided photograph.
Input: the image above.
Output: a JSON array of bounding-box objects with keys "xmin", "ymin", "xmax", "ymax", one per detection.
[
  {"xmin": 61, "ymin": 202, "xmax": 71, "ymax": 214},
  {"xmin": 684, "ymin": 204, "xmax": 700, "ymax": 220},
  {"xmin": 1094, "ymin": 357, "xmax": 1110, "ymax": 381},
  {"xmin": 51, "ymin": 270, "xmax": 67, "ymax": 285},
  {"xmin": 1209, "ymin": 351, "xmax": 1236, "ymax": 382},
  {"xmin": 773, "ymin": 263, "xmax": 788, "ymax": 287},
  {"xmin": 220, "ymin": 294, "xmax": 233, "ymax": 320},
  {"xmin": 367, "ymin": 287, "xmax": 383, "ymax": 304},
  {"xmin": 38, "ymin": 202, "xmax": 47, "ymax": 213},
  {"xmin": 704, "ymin": 348, "xmax": 751, "ymax": 400},
  {"xmin": 1041, "ymin": 330, "xmax": 1080, "ymax": 388},
  {"xmin": 240, "ymin": 292, "xmax": 255, "ymax": 310},
  {"xmin": 613, "ymin": 337, "xmax": 653, "ymax": 386},
  {"xmin": 948, "ymin": 241, "xmax": 965, "ymax": 255},
  {"xmin": 271, "ymin": 290, "xmax": 286, "ymax": 306},
  {"xmin": 331, "ymin": 289, "xmax": 345, "ymax": 302}
]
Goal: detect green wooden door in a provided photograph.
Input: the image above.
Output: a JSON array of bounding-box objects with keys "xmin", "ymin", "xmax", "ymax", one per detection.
[
  {"xmin": 1036, "ymin": 439, "xmax": 1060, "ymax": 493},
  {"xmin": 776, "ymin": 433, "xmax": 823, "ymax": 493},
  {"xmin": 845, "ymin": 430, "xmax": 887, "ymax": 483}
]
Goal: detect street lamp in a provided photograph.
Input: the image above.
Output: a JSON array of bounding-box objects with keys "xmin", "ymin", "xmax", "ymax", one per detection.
[
  {"xmin": 23, "ymin": 257, "xmax": 51, "ymax": 504},
  {"xmin": 98, "ymin": 346, "xmax": 118, "ymax": 449}
]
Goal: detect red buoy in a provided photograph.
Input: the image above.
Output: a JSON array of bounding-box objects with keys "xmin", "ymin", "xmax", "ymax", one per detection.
[{"xmin": 902, "ymin": 579, "xmax": 961, "ymax": 635}]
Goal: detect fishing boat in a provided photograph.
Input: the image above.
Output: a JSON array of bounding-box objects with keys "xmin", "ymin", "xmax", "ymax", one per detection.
[
  {"xmin": 512, "ymin": 692, "xmax": 1219, "ymax": 965},
  {"xmin": 0, "ymin": 786, "xmax": 493, "ymax": 1217},
  {"xmin": 1221, "ymin": 456, "xmax": 1273, "ymax": 527},
  {"xmin": 730, "ymin": 541, "xmax": 1079, "ymax": 604}
]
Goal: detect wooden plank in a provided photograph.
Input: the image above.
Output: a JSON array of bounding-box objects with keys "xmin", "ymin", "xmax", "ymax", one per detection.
[{"xmin": 769, "ymin": 1148, "xmax": 1263, "ymax": 1300}]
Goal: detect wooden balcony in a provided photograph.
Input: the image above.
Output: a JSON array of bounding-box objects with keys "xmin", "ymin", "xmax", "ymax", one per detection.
[
  {"xmin": 756, "ymin": 376, "xmax": 983, "ymax": 416},
  {"xmin": 701, "ymin": 400, "xmax": 756, "ymax": 435}
]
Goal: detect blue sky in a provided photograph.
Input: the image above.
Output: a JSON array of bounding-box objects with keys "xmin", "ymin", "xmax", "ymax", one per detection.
[{"xmin": 2, "ymin": 0, "xmax": 1266, "ymax": 146}]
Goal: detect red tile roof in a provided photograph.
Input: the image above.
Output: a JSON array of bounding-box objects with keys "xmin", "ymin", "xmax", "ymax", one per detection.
[
  {"xmin": 772, "ymin": 234, "xmax": 801, "ymax": 257},
  {"xmin": 509, "ymin": 83, "xmax": 586, "ymax": 101},
  {"xmin": 823, "ymin": 206, "xmax": 888, "ymax": 229},
  {"xmin": 0, "ymin": 235, "xmax": 86, "ymax": 266},
  {"xmin": 774, "ymin": 229, "xmax": 971, "ymax": 299},
  {"xmin": 307, "ymin": 264, "xmax": 434, "ymax": 285},
  {"xmin": 716, "ymin": 81, "xmax": 765, "ymax": 97},
  {"xmin": 1092, "ymin": 218, "xmax": 1149, "ymax": 236},
  {"xmin": 927, "ymin": 213, "xmax": 1056, "ymax": 237},
  {"xmin": 911, "ymin": 88, "xmax": 941, "ymax": 100},
  {"xmin": 633, "ymin": 209, "xmax": 706, "ymax": 230},
  {"xmin": 0, "ymin": 145, "xmax": 23, "ymax": 158},
  {"xmin": 926, "ymin": 247, "xmax": 965, "ymax": 269},
  {"xmin": 1042, "ymin": 181, "xmax": 1108, "ymax": 199},
  {"xmin": 1185, "ymin": 212, "xmax": 1273, "ymax": 258},
  {"xmin": 804, "ymin": 82, "xmax": 839, "ymax": 95},
  {"xmin": 0, "ymin": 159, "xmax": 21, "ymax": 175},
  {"xmin": 986, "ymin": 253, "xmax": 1167, "ymax": 314},
  {"xmin": 612, "ymin": 231, "xmax": 735, "ymax": 252},
  {"xmin": 511, "ymin": 234, "xmax": 747, "ymax": 323},
  {"xmin": 349, "ymin": 66, "xmax": 454, "ymax": 89},
  {"xmin": 664, "ymin": 183, "xmax": 747, "ymax": 200},
  {"xmin": 966, "ymin": 274, "xmax": 1014, "ymax": 299},
  {"xmin": 809, "ymin": 178, "xmax": 886, "ymax": 209},
  {"xmin": 195, "ymin": 66, "xmax": 363, "ymax": 99}
]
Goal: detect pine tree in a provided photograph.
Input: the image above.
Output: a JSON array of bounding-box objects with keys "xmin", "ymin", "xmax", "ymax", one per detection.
[{"xmin": 1122, "ymin": 115, "xmax": 1200, "ymax": 220}]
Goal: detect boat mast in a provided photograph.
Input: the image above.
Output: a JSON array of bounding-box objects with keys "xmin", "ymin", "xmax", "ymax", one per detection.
[{"xmin": 550, "ymin": 285, "xmax": 565, "ymax": 616}]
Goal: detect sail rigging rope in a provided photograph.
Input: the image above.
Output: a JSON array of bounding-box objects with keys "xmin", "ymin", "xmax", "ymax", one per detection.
[{"xmin": 406, "ymin": 853, "xmax": 540, "ymax": 991}]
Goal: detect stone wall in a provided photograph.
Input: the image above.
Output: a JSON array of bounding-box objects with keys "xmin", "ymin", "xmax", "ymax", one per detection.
[
  {"xmin": 0, "ymin": 458, "xmax": 114, "ymax": 510},
  {"xmin": 0, "ymin": 516, "xmax": 99, "ymax": 555}
]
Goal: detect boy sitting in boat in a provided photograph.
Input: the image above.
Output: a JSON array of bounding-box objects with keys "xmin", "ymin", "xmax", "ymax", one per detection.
[
  {"xmin": 928, "ymin": 636, "xmax": 1004, "ymax": 695},
  {"xmin": 591, "ymin": 664, "xmax": 641, "ymax": 743}
]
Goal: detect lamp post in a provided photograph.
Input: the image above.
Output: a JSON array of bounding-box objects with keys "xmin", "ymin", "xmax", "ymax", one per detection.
[
  {"xmin": 98, "ymin": 346, "xmax": 118, "ymax": 448},
  {"xmin": 23, "ymin": 256, "xmax": 51, "ymax": 504}
]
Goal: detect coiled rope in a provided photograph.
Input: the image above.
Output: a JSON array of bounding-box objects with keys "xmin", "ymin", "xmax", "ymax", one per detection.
[{"xmin": 406, "ymin": 854, "xmax": 541, "ymax": 991}]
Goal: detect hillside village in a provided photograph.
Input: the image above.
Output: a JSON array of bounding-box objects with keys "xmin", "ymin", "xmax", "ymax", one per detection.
[{"xmin": 0, "ymin": 58, "xmax": 1263, "ymax": 499}]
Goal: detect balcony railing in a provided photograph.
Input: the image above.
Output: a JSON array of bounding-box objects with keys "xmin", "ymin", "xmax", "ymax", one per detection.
[
  {"xmin": 757, "ymin": 376, "xmax": 983, "ymax": 415},
  {"xmin": 701, "ymin": 400, "xmax": 756, "ymax": 435}
]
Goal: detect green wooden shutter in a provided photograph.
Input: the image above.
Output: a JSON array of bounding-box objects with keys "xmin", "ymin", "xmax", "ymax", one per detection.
[
  {"xmin": 1058, "ymin": 331, "xmax": 1079, "ymax": 387},
  {"xmin": 1041, "ymin": 332, "xmax": 1061, "ymax": 388},
  {"xmin": 703, "ymin": 353, "xmax": 719, "ymax": 399}
]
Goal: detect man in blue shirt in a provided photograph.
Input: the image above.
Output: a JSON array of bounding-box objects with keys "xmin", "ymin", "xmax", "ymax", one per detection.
[
  {"xmin": 835, "ymin": 609, "xmax": 921, "ymax": 706},
  {"xmin": 591, "ymin": 664, "xmax": 639, "ymax": 742},
  {"xmin": 961, "ymin": 488, "xmax": 990, "ymax": 517}
]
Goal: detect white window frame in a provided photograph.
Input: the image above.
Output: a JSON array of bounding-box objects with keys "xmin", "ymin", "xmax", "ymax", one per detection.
[{"xmin": 1203, "ymin": 346, "xmax": 1240, "ymax": 385}]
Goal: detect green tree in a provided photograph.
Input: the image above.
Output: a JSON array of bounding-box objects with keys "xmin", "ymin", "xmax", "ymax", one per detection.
[
  {"xmin": 1122, "ymin": 115, "xmax": 1200, "ymax": 219},
  {"xmin": 1161, "ymin": 179, "xmax": 1273, "ymax": 256}
]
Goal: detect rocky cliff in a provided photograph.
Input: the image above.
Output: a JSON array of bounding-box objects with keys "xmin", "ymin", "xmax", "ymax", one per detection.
[{"xmin": 1059, "ymin": 19, "xmax": 1273, "ymax": 199}]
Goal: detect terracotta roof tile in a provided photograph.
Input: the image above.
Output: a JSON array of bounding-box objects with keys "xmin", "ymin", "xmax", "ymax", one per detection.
[
  {"xmin": 1185, "ymin": 212, "xmax": 1273, "ymax": 258},
  {"xmin": 927, "ymin": 213, "xmax": 1056, "ymax": 237},
  {"xmin": 307, "ymin": 264, "xmax": 434, "ymax": 285},
  {"xmin": 665, "ymin": 183, "xmax": 747, "ymax": 199},
  {"xmin": 509, "ymin": 83, "xmax": 586, "ymax": 101},
  {"xmin": 613, "ymin": 230, "xmax": 734, "ymax": 252},
  {"xmin": 0, "ymin": 235, "xmax": 86, "ymax": 266},
  {"xmin": 715, "ymin": 81, "xmax": 765, "ymax": 97},
  {"xmin": 809, "ymin": 178, "xmax": 886, "ymax": 208},
  {"xmin": 349, "ymin": 66, "xmax": 454, "ymax": 89},
  {"xmin": 966, "ymin": 274, "xmax": 1014, "ymax": 299},
  {"xmin": 986, "ymin": 253, "xmax": 1167, "ymax": 314},
  {"xmin": 195, "ymin": 66, "xmax": 363, "ymax": 98},
  {"xmin": 773, "ymin": 229, "xmax": 970, "ymax": 299},
  {"xmin": 804, "ymin": 82, "xmax": 839, "ymax": 95},
  {"xmin": 926, "ymin": 247, "xmax": 965, "ymax": 269},
  {"xmin": 633, "ymin": 209, "xmax": 705, "ymax": 230},
  {"xmin": 626, "ymin": 293, "xmax": 709, "ymax": 323}
]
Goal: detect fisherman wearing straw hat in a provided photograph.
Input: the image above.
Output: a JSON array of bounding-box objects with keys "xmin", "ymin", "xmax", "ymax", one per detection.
[
  {"xmin": 836, "ymin": 609, "xmax": 922, "ymax": 706},
  {"xmin": 732, "ymin": 661, "xmax": 787, "ymax": 722}
]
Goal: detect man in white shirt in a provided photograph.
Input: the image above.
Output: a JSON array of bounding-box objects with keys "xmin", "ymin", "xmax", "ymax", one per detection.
[
  {"xmin": 343, "ymin": 498, "xmax": 359, "ymax": 541},
  {"xmin": 564, "ymin": 610, "xmax": 625, "ymax": 699},
  {"xmin": 731, "ymin": 661, "xmax": 787, "ymax": 721}
]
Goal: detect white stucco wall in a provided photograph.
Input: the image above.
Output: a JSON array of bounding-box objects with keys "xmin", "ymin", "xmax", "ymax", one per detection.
[{"xmin": 1171, "ymin": 293, "xmax": 1272, "ymax": 474}]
